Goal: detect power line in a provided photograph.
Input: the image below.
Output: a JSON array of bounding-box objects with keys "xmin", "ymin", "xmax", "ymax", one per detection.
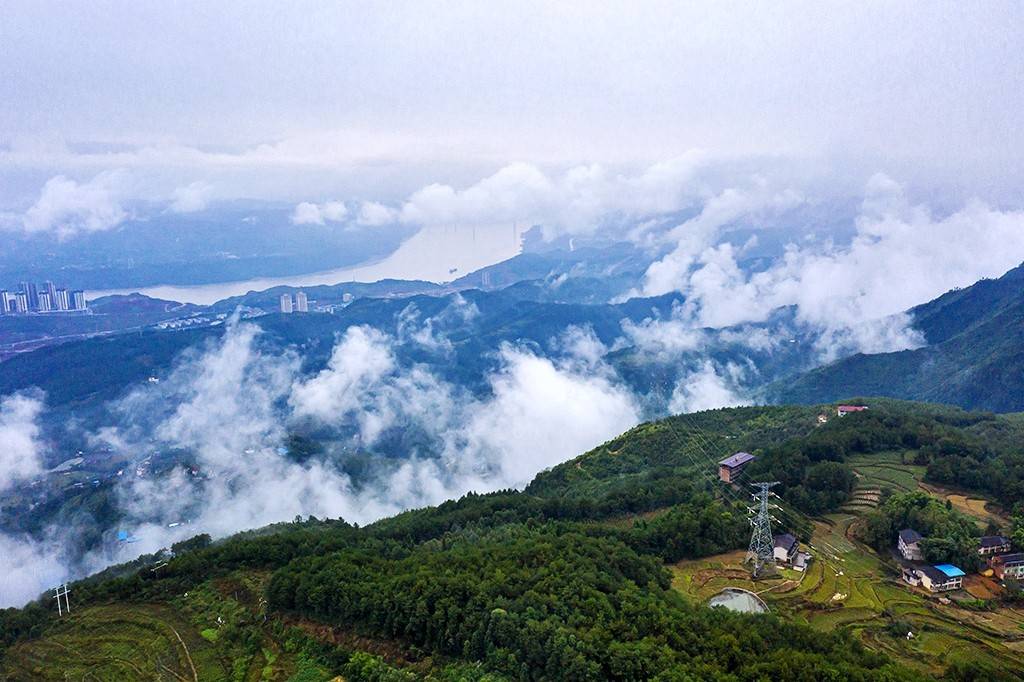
[{"xmin": 666, "ymin": 412, "xmax": 809, "ymax": 532}]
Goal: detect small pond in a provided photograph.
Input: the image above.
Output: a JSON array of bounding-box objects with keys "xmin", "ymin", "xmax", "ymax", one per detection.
[{"xmin": 707, "ymin": 588, "xmax": 768, "ymax": 614}]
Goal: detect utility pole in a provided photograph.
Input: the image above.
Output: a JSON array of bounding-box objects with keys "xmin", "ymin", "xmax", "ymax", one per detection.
[
  {"xmin": 53, "ymin": 583, "xmax": 71, "ymax": 616},
  {"xmin": 746, "ymin": 482, "xmax": 780, "ymax": 578}
]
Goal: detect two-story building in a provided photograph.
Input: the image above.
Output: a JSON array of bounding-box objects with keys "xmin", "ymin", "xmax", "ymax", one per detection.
[
  {"xmin": 898, "ymin": 529, "xmax": 924, "ymax": 561},
  {"xmin": 992, "ymin": 553, "xmax": 1024, "ymax": 581},
  {"xmin": 918, "ymin": 564, "xmax": 965, "ymax": 592},
  {"xmin": 977, "ymin": 535, "xmax": 1012, "ymax": 557}
]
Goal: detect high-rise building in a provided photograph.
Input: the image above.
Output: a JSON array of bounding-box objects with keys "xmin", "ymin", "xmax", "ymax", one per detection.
[
  {"xmin": 14, "ymin": 292, "xmax": 29, "ymax": 313},
  {"xmin": 37, "ymin": 292, "xmax": 52, "ymax": 312},
  {"xmin": 0, "ymin": 290, "xmax": 10, "ymax": 314},
  {"xmin": 45, "ymin": 281, "xmax": 58, "ymax": 307},
  {"xmin": 279, "ymin": 293, "xmax": 293, "ymax": 313},
  {"xmin": 295, "ymin": 291, "xmax": 308, "ymax": 313},
  {"xmin": 19, "ymin": 282, "xmax": 38, "ymax": 310},
  {"xmin": 71, "ymin": 290, "xmax": 87, "ymax": 311},
  {"xmin": 55, "ymin": 288, "xmax": 70, "ymax": 311}
]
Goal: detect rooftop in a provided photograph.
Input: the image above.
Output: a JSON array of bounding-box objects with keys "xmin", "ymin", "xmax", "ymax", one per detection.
[
  {"xmin": 719, "ymin": 452, "xmax": 755, "ymax": 469},
  {"xmin": 899, "ymin": 529, "xmax": 923, "ymax": 544},
  {"xmin": 918, "ymin": 565, "xmax": 950, "ymax": 583},
  {"xmin": 934, "ymin": 564, "xmax": 966, "ymax": 578},
  {"xmin": 995, "ymin": 552, "xmax": 1024, "ymax": 565},
  {"xmin": 774, "ymin": 533, "xmax": 797, "ymax": 551},
  {"xmin": 978, "ymin": 535, "xmax": 1010, "ymax": 548}
]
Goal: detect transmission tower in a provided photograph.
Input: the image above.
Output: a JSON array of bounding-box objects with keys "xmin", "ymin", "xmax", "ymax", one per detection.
[
  {"xmin": 52, "ymin": 583, "xmax": 71, "ymax": 616},
  {"xmin": 746, "ymin": 482, "xmax": 780, "ymax": 578}
]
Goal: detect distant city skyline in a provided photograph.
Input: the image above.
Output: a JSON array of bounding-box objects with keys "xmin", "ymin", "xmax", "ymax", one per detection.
[{"xmin": 1, "ymin": 279, "xmax": 86, "ymax": 314}]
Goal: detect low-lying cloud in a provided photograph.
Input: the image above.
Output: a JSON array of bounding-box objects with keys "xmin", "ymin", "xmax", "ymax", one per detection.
[
  {"xmin": 20, "ymin": 169, "xmax": 129, "ymax": 238},
  {"xmin": 291, "ymin": 200, "xmax": 349, "ymax": 225},
  {"xmin": 169, "ymin": 181, "xmax": 214, "ymax": 213},
  {"xmin": 0, "ymin": 392, "xmax": 46, "ymax": 492},
  {"xmin": 0, "ymin": 313, "xmax": 644, "ymax": 606}
]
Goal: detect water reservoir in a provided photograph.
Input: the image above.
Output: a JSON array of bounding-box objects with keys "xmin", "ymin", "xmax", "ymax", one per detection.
[{"xmin": 707, "ymin": 588, "xmax": 768, "ymax": 614}]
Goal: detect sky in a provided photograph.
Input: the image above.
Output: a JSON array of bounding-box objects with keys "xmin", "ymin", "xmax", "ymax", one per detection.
[{"xmin": 1, "ymin": 2, "xmax": 1022, "ymax": 211}]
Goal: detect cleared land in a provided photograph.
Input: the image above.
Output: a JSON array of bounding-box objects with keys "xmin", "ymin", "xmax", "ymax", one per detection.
[
  {"xmin": 673, "ymin": 451, "xmax": 1024, "ymax": 677},
  {"xmin": 1, "ymin": 574, "xmax": 332, "ymax": 682}
]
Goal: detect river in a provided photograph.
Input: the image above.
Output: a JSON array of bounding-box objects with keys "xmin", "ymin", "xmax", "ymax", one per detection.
[{"xmin": 88, "ymin": 224, "xmax": 523, "ymax": 305}]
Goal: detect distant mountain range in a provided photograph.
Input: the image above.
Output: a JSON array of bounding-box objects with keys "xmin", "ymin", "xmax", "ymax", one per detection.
[{"xmin": 770, "ymin": 263, "xmax": 1024, "ymax": 412}]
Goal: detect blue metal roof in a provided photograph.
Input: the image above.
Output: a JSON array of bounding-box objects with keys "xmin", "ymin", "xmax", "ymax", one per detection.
[{"xmin": 934, "ymin": 564, "xmax": 965, "ymax": 578}]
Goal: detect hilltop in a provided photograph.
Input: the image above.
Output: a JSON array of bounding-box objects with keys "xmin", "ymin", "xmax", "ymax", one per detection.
[
  {"xmin": 771, "ymin": 263, "xmax": 1024, "ymax": 412},
  {"xmin": 2, "ymin": 401, "xmax": 1022, "ymax": 680}
]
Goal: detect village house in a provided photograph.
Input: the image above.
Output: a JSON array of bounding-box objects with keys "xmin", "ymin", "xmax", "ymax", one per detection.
[
  {"xmin": 898, "ymin": 529, "xmax": 924, "ymax": 561},
  {"xmin": 977, "ymin": 535, "xmax": 1012, "ymax": 556},
  {"xmin": 901, "ymin": 566, "xmax": 923, "ymax": 587},
  {"xmin": 918, "ymin": 564, "xmax": 965, "ymax": 592},
  {"xmin": 718, "ymin": 452, "xmax": 755, "ymax": 484},
  {"xmin": 773, "ymin": 533, "xmax": 799, "ymax": 565},
  {"xmin": 992, "ymin": 553, "xmax": 1024, "ymax": 581},
  {"xmin": 837, "ymin": 405, "xmax": 869, "ymax": 416}
]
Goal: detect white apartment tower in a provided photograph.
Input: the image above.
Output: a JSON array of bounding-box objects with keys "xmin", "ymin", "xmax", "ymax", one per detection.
[
  {"xmin": 55, "ymin": 288, "xmax": 70, "ymax": 311},
  {"xmin": 279, "ymin": 293, "xmax": 294, "ymax": 313},
  {"xmin": 295, "ymin": 291, "xmax": 308, "ymax": 312}
]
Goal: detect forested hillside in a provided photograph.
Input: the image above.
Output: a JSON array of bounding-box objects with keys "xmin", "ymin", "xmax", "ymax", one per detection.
[
  {"xmin": 771, "ymin": 263, "xmax": 1024, "ymax": 412},
  {"xmin": 4, "ymin": 401, "xmax": 1023, "ymax": 680}
]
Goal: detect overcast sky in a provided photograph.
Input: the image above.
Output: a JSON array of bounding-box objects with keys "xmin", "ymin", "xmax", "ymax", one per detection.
[{"xmin": 1, "ymin": 1, "xmax": 1022, "ymax": 208}]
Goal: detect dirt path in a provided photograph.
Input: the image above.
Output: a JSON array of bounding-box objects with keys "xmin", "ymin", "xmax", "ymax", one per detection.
[{"xmin": 169, "ymin": 625, "xmax": 198, "ymax": 682}]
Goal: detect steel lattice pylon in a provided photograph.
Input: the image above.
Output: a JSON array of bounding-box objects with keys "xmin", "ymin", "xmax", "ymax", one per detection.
[{"xmin": 746, "ymin": 481, "xmax": 780, "ymax": 578}]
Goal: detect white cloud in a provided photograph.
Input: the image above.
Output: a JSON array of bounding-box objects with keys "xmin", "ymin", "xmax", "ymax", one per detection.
[
  {"xmin": 0, "ymin": 393, "xmax": 46, "ymax": 492},
  {"xmin": 555, "ymin": 325, "xmax": 609, "ymax": 369},
  {"xmin": 0, "ymin": 533, "xmax": 67, "ymax": 608},
  {"xmin": 169, "ymin": 181, "xmax": 214, "ymax": 213},
  {"xmin": 289, "ymin": 325, "xmax": 429, "ymax": 444},
  {"xmin": 395, "ymin": 295, "xmax": 480, "ymax": 355},
  {"xmin": 80, "ymin": 316, "xmax": 639, "ymax": 574},
  {"xmin": 620, "ymin": 309, "xmax": 706, "ymax": 361},
  {"xmin": 357, "ymin": 201, "xmax": 398, "ymax": 226},
  {"xmin": 290, "ymin": 200, "xmax": 348, "ymax": 225},
  {"xmin": 632, "ymin": 174, "xmax": 1024, "ymax": 358},
  {"xmin": 638, "ymin": 183, "xmax": 803, "ymax": 298},
  {"xmin": 320, "ymin": 201, "xmax": 348, "ymax": 222},
  {"xmin": 20, "ymin": 169, "xmax": 129, "ymax": 237},
  {"xmin": 668, "ymin": 361, "xmax": 748, "ymax": 414},
  {"xmin": 397, "ymin": 155, "xmax": 710, "ymax": 238},
  {"xmin": 453, "ymin": 346, "xmax": 639, "ymax": 486}
]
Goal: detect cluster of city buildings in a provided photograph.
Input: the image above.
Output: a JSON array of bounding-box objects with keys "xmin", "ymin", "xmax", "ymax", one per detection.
[
  {"xmin": 0, "ymin": 281, "xmax": 87, "ymax": 314},
  {"xmin": 279, "ymin": 290, "xmax": 309, "ymax": 313},
  {"xmin": 898, "ymin": 528, "xmax": 1023, "ymax": 592}
]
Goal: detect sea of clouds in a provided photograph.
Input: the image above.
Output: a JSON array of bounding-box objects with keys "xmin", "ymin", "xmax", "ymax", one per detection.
[{"xmin": 4, "ymin": 164, "xmax": 1024, "ymax": 607}]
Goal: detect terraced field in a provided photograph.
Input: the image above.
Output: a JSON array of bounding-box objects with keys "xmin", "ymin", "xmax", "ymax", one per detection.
[
  {"xmin": 848, "ymin": 451, "xmax": 926, "ymax": 495},
  {"xmin": 2, "ymin": 604, "xmax": 219, "ymax": 681},
  {"xmin": 1, "ymin": 573, "xmax": 332, "ymax": 681},
  {"xmin": 672, "ymin": 453, "xmax": 1024, "ymax": 677}
]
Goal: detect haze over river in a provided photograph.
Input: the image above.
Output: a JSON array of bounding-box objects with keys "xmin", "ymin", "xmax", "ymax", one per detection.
[{"xmin": 88, "ymin": 224, "xmax": 522, "ymax": 305}]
